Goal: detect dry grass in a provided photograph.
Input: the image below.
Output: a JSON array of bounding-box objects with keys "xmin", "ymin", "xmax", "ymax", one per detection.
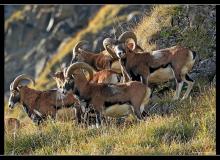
[
  {"xmin": 5, "ymin": 6, "xmax": 26, "ymax": 30},
  {"xmin": 4, "ymin": 85, "xmax": 215, "ymax": 155},
  {"xmin": 133, "ymin": 5, "xmax": 178, "ymax": 51}
]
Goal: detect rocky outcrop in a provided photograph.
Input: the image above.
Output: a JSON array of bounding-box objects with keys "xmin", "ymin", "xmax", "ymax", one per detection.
[
  {"xmin": 4, "ymin": 5, "xmax": 101, "ymax": 93},
  {"xmin": 190, "ymin": 56, "xmax": 216, "ymax": 81},
  {"xmin": 4, "ymin": 5, "xmax": 151, "ymax": 94},
  {"xmin": 4, "ymin": 5, "xmax": 216, "ymax": 97},
  {"xmin": 153, "ymin": 5, "xmax": 216, "ymax": 60}
]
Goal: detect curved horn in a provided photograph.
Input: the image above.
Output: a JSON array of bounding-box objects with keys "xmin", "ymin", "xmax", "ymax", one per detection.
[
  {"xmin": 10, "ymin": 82, "xmax": 13, "ymax": 91},
  {"xmin": 12, "ymin": 74, "xmax": 35, "ymax": 90},
  {"xmin": 103, "ymin": 38, "xmax": 118, "ymax": 59},
  {"xmin": 73, "ymin": 40, "xmax": 88, "ymax": 54},
  {"xmin": 65, "ymin": 62, "xmax": 94, "ymax": 81},
  {"xmin": 63, "ymin": 67, "xmax": 68, "ymax": 77},
  {"xmin": 118, "ymin": 31, "xmax": 137, "ymax": 45},
  {"xmin": 103, "ymin": 38, "xmax": 116, "ymax": 50}
]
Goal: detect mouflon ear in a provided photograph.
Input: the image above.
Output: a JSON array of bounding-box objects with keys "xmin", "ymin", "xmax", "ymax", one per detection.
[{"xmin": 125, "ymin": 38, "xmax": 136, "ymax": 51}]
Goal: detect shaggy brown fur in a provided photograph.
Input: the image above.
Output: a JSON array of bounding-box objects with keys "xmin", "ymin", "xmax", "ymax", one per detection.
[
  {"xmin": 62, "ymin": 62, "xmax": 151, "ymax": 123},
  {"xmin": 9, "ymin": 75, "xmax": 82, "ymax": 125},
  {"xmin": 19, "ymin": 86, "xmax": 80, "ymax": 120},
  {"xmin": 52, "ymin": 68, "xmax": 121, "ymax": 88},
  {"xmin": 115, "ymin": 43, "xmax": 196, "ymax": 100}
]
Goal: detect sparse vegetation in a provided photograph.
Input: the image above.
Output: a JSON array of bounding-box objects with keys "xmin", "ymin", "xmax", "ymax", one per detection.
[
  {"xmin": 5, "ymin": 7, "xmax": 25, "ymax": 30},
  {"xmin": 134, "ymin": 5, "xmax": 178, "ymax": 51},
  {"xmin": 5, "ymin": 85, "xmax": 215, "ymax": 155}
]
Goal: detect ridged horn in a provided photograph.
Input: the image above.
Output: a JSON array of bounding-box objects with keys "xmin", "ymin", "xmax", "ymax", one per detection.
[
  {"xmin": 63, "ymin": 67, "xmax": 68, "ymax": 77},
  {"xmin": 103, "ymin": 38, "xmax": 115, "ymax": 50},
  {"xmin": 118, "ymin": 31, "xmax": 137, "ymax": 45},
  {"xmin": 12, "ymin": 74, "xmax": 35, "ymax": 90},
  {"xmin": 65, "ymin": 62, "xmax": 94, "ymax": 81},
  {"xmin": 103, "ymin": 38, "xmax": 117, "ymax": 59},
  {"xmin": 73, "ymin": 41, "xmax": 88, "ymax": 54},
  {"xmin": 9, "ymin": 82, "xmax": 13, "ymax": 91}
]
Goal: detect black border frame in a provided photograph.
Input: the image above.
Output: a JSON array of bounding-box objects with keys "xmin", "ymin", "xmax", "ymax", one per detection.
[{"xmin": 1, "ymin": 2, "xmax": 218, "ymax": 158}]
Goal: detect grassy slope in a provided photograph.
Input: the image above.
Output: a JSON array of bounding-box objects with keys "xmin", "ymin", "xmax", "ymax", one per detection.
[
  {"xmin": 134, "ymin": 5, "xmax": 178, "ymax": 51},
  {"xmin": 134, "ymin": 5, "xmax": 215, "ymax": 59},
  {"xmin": 5, "ymin": 85, "xmax": 215, "ymax": 155},
  {"xmin": 5, "ymin": 5, "xmax": 216, "ymax": 155}
]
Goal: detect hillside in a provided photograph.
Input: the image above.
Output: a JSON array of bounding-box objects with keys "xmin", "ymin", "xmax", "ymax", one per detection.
[
  {"xmin": 4, "ymin": 4, "xmax": 216, "ymax": 155},
  {"xmin": 4, "ymin": 5, "xmax": 151, "ymax": 93}
]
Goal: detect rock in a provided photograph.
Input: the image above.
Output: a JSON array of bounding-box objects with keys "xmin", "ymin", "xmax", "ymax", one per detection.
[
  {"xmin": 127, "ymin": 11, "xmax": 142, "ymax": 23},
  {"xmin": 212, "ymin": 75, "xmax": 216, "ymax": 85},
  {"xmin": 190, "ymin": 56, "xmax": 216, "ymax": 81},
  {"xmin": 5, "ymin": 22, "xmax": 24, "ymax": 53},
  {"xmin": 4, "ymin": 5, "xmax": 215, "ymax": 95},
  {"xmin": 92, "ymin": 36, "xmax": 105, "ymax": 52},
  {"xmin": 4, "ymin": 5, "xmax": 102, "ymax": 93},
  {"xmin": 150, "ymin": 94, "xmax": 160, "ymax": 101},
  {"xmin": 36, "ymin": 11, "xmax": 52, "ymax": 32},
  {"xmin": 35, "ymin": 57, "xmax": 49, "ymax": 78},
  {"xmin": 50, "ymin": 18, "xmax": 75, "ymax": 41},
  {"xmin": 4, "ymin": 5, "xmax": 22, "ymax": 19}
]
